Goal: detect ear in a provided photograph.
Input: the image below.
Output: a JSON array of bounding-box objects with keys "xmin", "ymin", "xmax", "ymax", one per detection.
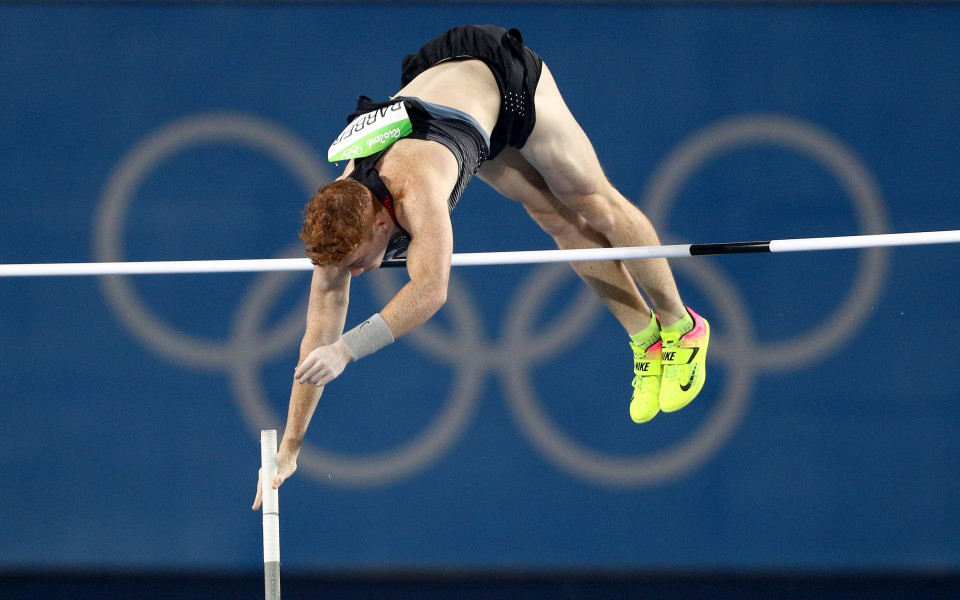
[{"xmin": 373, "ymin": 205, "xmax": 391, "ymax": 232}]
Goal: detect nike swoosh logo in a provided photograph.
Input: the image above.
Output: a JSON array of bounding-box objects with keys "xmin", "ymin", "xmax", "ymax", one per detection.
[{"xmin": 678, "ymin": 348, "xmax": 700, "ymax": 391}]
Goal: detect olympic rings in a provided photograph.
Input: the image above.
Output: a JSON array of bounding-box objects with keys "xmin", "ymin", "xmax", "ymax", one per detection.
[
  {"xmin": 95, "ymin": 112, "xmax": 329, "ymax": 368},
  {"xmin": 94, "ymin": 111, "xmax": 889, "ymax": 487},
  {"xmin": 642, "ymin": 114, "xmax": 889, "ymax": 370}
]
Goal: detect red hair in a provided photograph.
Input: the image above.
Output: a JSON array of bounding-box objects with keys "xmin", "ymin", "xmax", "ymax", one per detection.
[{"xmin": 299, "ymin": 179, "xmax": 374, "ymax": 266}]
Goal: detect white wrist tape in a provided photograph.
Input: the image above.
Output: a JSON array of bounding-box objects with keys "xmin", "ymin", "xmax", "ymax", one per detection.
[{"xmin": 341, "ymin": 313, "xmax": 394, "ymax": 360}]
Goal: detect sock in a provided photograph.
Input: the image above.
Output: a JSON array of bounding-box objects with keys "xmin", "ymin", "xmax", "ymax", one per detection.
[
  {"xmin": 661, "ymin": 308, "xmax": 694, "ymax": 338},
  {"xmin": 629, "ymin": 310, "xmax": 661, "ymax": 349}
]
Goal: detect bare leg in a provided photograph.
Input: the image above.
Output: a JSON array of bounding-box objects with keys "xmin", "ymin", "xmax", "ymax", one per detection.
[
  {"xmin": 478, "ymin": 148, "xmax": 651, "ymax": 335},
  {"xmin": 517, "ymin": 62, "xmax": 686, "ymax": 325}
]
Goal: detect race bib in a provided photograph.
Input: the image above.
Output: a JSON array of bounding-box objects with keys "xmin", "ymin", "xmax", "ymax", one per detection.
[{"xmin": 327, "ymin": 101, "xmax": 413, "ymax": 162}]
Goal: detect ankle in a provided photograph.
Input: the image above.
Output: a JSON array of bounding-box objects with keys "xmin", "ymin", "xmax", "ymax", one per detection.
[
  {"xmin": 661, "ymin": 308, "xmax": 694, "ymax": 337},
  {"xmin": 629, "ymin": 310, "xmax": 661, "ymax": 349}
]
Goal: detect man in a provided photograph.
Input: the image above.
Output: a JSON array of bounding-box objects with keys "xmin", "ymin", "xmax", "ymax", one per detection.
[{"xmin": 253, "ymin": 25, "xmax": 708, "ymax": 509}]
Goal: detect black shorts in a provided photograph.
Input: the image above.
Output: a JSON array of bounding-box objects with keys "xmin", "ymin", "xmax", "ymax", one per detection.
[{"xmin": 400, "ymin": 25, "xmax": 543, "ymax": 160}]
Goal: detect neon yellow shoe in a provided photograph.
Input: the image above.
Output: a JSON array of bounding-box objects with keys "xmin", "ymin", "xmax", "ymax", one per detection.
[
  {"xmin": 659, "ymin": 308, "xmax": 710, "ymax": 413},
  {"xmin": 629, "ymin": 339, "xmax": 662, "ymax": 423}
]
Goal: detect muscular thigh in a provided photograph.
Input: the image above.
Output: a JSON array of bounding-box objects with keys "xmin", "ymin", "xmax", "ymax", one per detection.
[
  {"xmin": 478, "ymin": 148, "xmax": 553, "ymax": 212},
  {"xmin": 519, "ymin": 62, "xmax": 610, "ymax": 198},
  {"xmin": 478, "ymin": 147, "xmax": 582, "ymax": 225}
]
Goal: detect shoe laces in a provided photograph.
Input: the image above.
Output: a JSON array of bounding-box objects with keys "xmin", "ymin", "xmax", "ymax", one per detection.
[
  {"xmin": 630, "ymin": 340, "xmax": 649, "ymax": 359},
  {"xmin": 632, "ymin": 372, "xmax": 659, "ymax": 395},
  {"xmin": 662, "ymin": 362, "xmax": 693, "ymax": 382}
]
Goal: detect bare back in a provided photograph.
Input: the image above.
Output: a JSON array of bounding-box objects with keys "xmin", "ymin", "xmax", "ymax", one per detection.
[
  {"xmin": 335, "ymin": 59, "xmax": 502, "ymax": 230},
  {"xmin": 394, "ymin": 59, "xmax": 501, "ymax": 139}
]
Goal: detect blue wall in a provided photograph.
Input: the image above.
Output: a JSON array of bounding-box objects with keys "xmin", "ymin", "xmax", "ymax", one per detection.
[{"xmin": 1, "ymin": 2, "xmax": 959, "ymax": 573}]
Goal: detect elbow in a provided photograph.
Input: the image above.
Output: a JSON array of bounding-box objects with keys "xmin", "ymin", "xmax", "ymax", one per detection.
[
  {"xmin": 428, "ymin": 283, "xmax": 448, "ymax": 315},
  {"xmin": 422, "ymin": 278, "xmax": 448, "ymax": 317}
]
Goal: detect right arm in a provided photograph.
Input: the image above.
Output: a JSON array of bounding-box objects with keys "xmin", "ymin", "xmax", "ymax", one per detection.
[{"xmin": 253, "ymin": 264, "xmax": 349, "ymax": 509}]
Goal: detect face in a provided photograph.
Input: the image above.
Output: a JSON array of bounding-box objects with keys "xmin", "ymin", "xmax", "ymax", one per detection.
[{"xmin": 339, "ymin": 214, "xmax": 391, "ymax": 277}]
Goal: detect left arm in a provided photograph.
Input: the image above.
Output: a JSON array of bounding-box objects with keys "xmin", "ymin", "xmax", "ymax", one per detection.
[
  {"xmin": 293, "ymin": 192, "xmax": 451, "ymax": 386},
  {"xmin": 295, "ymin": 143, "xmax": 456, "ymax": 386},
  {"xmin": 379, "ymin": 183, "xmax": 453, "ymax": 339}
]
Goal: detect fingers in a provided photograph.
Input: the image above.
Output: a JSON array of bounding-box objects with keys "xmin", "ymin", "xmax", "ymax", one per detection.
[
  {"xmin": 296, "ymin": 369, "xmax": 324, "ymax": 387},
  {"xmin": 254, "ymin": 471, "xmax": 286, "ymax": 510},
  {"xmin": 293, "ymin": 356, "xmax": 313, "ymax": 383},
  {"xmin": 294, "ymin": 358, "xmax": 331, "ymax": 387},
  {"xmin": 252, "ymin": 473, "xmax": 263, "ymax": 511},
  {"xmin": 294, "ymin": 345, "xmax": 349, "ymax": 387},
  {"xmin": 294, "ymin": 355, "xmax": 322, "ymax": 386}
]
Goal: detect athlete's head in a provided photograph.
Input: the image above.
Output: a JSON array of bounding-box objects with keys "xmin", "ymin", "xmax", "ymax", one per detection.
[
  {"xmin": 300, "ymin": 179, "xmax": 373, "ymax": 266},
  {"xmin": 300, "ymin": 179, "xmax": 390, "ymax": 273}
]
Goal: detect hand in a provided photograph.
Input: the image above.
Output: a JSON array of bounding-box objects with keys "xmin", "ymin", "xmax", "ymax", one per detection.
[
  {"xmin": 294, "ymin": 339, "xmax": 352, "ymax": 387},
  {"xmin": 252, "ymin": 449, "xmax": 297, "ymax": 511}
]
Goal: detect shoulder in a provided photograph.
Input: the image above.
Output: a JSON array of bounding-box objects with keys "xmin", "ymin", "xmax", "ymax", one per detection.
[
  {"xmin": 383, "ymin": 138, "xmax": 458, "ymax": 182},
  {"xmin": 379, "ymin": 140, "xmax": 458, "ymax": 222}
]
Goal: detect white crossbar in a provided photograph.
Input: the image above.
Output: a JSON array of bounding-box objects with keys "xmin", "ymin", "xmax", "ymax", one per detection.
[{"xmin": 1, "ymin": 230, "xmax": 958, "ymax": 277}]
